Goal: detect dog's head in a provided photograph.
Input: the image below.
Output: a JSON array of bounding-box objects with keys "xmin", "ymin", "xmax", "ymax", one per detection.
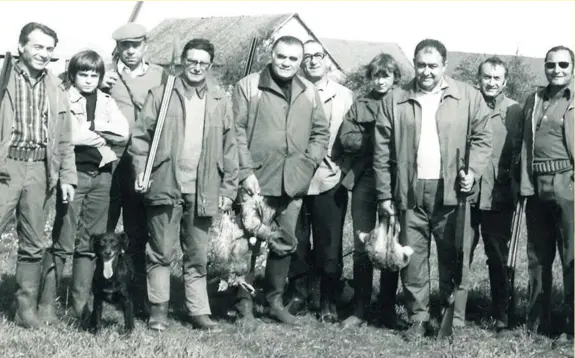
[{"xmin": 91, "ymin": 232, "xmax": 129, "ymax": 261}]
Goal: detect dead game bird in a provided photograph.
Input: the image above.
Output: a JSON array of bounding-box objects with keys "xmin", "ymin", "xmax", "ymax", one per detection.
[{"xmin": 357, "ymin": 216, "xmax": 414, "ymax": 271}]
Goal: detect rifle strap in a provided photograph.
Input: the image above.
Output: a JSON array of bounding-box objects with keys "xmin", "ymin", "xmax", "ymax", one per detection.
[{"xmin": 115, "ymin": 59, "xmax": 144, "ymax": 119}]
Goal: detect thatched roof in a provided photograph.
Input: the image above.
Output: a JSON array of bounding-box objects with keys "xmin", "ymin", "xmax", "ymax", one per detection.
[
  {"xmin": 145, "ymin": 13, "xmax": 341, "ymax": 72},
  {"xmin": 319, "ymin": 38, "xmax": 415, "ymax": 79},
  {"xmin": 445, "ymin": 51, "xmax": 547, "ymax": 86}
]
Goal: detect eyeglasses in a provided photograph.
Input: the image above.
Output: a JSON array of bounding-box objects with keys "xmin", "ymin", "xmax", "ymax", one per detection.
[
  {"xmin": 184, "ymin": 59, "xmax": 211, "ymax": 69},
  {"xmin": 545, "ymin": 61, "xmax": 571, "ymax": 70},
  {"xmin": 303, "ymin": 52, "xmax": 326, "ymax": 62}
]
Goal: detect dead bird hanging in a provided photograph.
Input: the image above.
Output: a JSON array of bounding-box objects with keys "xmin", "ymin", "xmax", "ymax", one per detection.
[{"xmin": 357, "ymin": 215, "xmax": 414, "ymax": 271}]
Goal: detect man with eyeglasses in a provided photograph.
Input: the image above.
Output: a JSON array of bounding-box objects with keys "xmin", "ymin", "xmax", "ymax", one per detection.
[
  {"xmin": 284, "ymin": 40, "xmax": 353, "ymax": 322},
  {"xmin": 129, "ymin": 38, "xmax": 238, "ymax": 332},
  {"xmin": 99, "ymin": 23, "xmax": 168, "ymax": 319},
  {"xmin": 466, "ymin": 57, "xmax": 523, "ymax": 332},
  {"xmin": 232, "ymin": 35, "xmax": 330, "ymax": 325},
  {"xmin": 518, "ymin": 45, "xmax": 574, "ymax": 342}
]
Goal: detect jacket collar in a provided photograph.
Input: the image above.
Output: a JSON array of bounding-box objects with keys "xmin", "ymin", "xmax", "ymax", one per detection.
[
  {"xmin": 315, "ymin": 77, "xmax": 336, "ymax": 102},
  {"xmin": 258, "ymin": 65, "xmax": 308, "ymax": 102},
  {"xmin": 395, "ymin": 75, "xmax": 461, "ymax": 104},
  {"xmin": 173, "ymin": 76, "xmax": 225, "ymax": 101}
]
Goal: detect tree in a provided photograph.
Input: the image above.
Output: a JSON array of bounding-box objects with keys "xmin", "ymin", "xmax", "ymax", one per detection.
[{"xmin": 451, "ymin": 53, "xmax": 538, "ymax": 104}]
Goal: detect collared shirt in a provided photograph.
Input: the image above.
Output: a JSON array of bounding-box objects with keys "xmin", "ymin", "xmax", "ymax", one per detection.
[
  {"xmin": 117, "ymin": 60, "xmax": 149, "ymax": 78},
  {"xmin": 180, "ymin": 77, "xmax": 207, "ymax": 100},
  {"xmin": 10, "ymin": 61, "xmax": 48, "ymax": 149},
  {"xmin": 415, "ymin": 77, "xmax": 449, "ymax": 179}
]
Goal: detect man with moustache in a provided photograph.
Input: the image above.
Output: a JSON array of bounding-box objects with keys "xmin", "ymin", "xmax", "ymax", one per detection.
[
  {"xmin": 232, "ymin": 35, "xmax": 330, "ymax": 325},
  {"xmin": 518, "ymin": 45, "xmax": 574, "ymax": 341},
  {"xmin": 0, "ymin": 22, "xmax": 76, "ymax": 329},
  {"xmin": 100, "ymin": 23, "xmax": 167, "ymax": 317},
  {"xmin": 129, "ymin": 38, "xmax": 238, "ymax": 332},
  {"xmin": 465, "ymin": 57, "xmax": 523, "ymax": 332},
  {"xmin": 373, "ymin": 39, "xmax": 492, "ymax": 339},
  {"xmin": 285, "ymin": 40, "xmax": 353, "ymax": 322}
]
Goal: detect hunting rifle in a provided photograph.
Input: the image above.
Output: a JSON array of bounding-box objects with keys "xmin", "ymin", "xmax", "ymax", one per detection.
[
  {"xmin": 506, "ymin": 196, "xmax": 526, "ymax": 328},
  {"xmin": 0, "ymin": 52, "xmax": 13, "ymax": 107},
  {"xmin": 437, "ymin": 116, "xmax": 472, "ymax": 339},
  {"xmin": 139, "ymin": 37, "xmax": 179, "ymax": 192}
]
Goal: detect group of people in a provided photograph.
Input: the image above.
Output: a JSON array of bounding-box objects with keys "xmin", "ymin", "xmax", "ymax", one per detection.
[{"xmin": 0, "ymin": 20, "xmax": 572, "ymax": 343}]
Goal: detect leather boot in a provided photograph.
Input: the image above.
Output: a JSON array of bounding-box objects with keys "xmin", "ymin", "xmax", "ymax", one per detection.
[
  {"xmin": 14, "ymin": 261, "xmax": 42, "ymax": 329},
  {"xmin": 70, "ymin": 256, "xmax": 95, "ymax": 319},
  {"xmin": 37, "ymin": 252, "xmax": 65, "ymax": 324},
  {"xmin": 489, "ymin": 264, "xmax": 510, "ymax": 330},
  {"xmin": 188, "ymin": 314, "xmax": 221, "ymax": 332},
  {"xmin": 148, "ymin": 301, "xmax": 169, "ymax": 331},
  {"xmin": 341, "ymin": 258, "xmax": 373, "ymax": 328},
  {"xmin": 378, "ymin": 270, "xmax": 399, "ymax": 329},
  {"xmin": 319, "ymin": 273, "xmax": 339, "ymax": 323},
  {"xmin": 265, "ymin": 255, "xmax": 298, "ymax": 325}
]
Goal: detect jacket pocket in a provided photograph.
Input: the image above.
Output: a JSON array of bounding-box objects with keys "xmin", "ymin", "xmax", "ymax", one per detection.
[{"xmin": 288, "ymin": 153, "xmax": 316, "ymax": 197}]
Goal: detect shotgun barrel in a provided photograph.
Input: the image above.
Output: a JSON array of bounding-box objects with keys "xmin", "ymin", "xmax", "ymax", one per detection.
[
  {"xmin": 243, "ymin": 38, "xmax": 258, "ymax": 78},
  {"xmin": 0, "ymin": 52, "xmax": 13, "ymax": 105},
  {"xmin": 438, "ymin": 117, "xmax": 472, "ymax": 339},
  {"xmin": 505, "ymin": 197, "xmax": 526, "ymax": 327}
]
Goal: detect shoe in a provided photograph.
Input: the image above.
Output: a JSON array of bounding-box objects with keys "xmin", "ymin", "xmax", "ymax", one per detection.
[
  {"xmin": 285, "ymin": 296, "xmax": 308, "ymax": 316},
  {"xmin": 188, "ymin": 314, "xmax": 222, "ymax": 332},
  {"xmin": 402, "ymin": 321, "xmax": 427, "ymax": 341}
]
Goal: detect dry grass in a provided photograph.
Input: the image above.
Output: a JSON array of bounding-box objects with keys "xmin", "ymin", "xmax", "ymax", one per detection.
[{"xmin": 0, "ymin": 202, "xmax": 572, "ymax": 358}]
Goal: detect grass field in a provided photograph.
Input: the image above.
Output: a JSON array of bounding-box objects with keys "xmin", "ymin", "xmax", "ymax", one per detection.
[{"xmin": 0, "ymin": 203, "xmax": 572, "ymax": 358}]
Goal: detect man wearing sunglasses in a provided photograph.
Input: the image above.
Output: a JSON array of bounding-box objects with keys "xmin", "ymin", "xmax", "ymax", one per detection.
[
  {"xmin": 518, "ymin": 45, "xmax": 574, "ymax": 342},
  {"xmin": 232, "ymin": 35, "xmax": 330, "ymax": 325},
  {"xmin": 284, "ymin": 40, "xmax": 353, "ymax": 322}
]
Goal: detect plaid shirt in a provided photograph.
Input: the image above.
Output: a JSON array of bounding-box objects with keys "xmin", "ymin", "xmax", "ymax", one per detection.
[{"xmin": 10, "ymin": 61, "xmax": 49, "ymax": 151}]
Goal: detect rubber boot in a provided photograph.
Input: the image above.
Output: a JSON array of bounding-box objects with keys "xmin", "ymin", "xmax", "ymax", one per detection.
[
  {"xmin": 148, "ymin": 301, "xmax": 169, "ymax": 331},
  {"xmin": 70, "ymin": 256, "xmax": 96, "ymax": 319},
  {"xmin": 14, "ymin": 261, "xmax": 42, "ymax": 329},
  {"xmin": 265, "ymin": 254, "xmax": 298, "ymax": 325},
  {"xmin": 341, "ymin": 258, "xmax": 373, "ymax": 328},
  {"xmin": 285, "ymin": 273, "xmax": 309, "ymax": 316},
  {"xmin": 319, "ymin": 273, "xmax": 339, "ymax": 323},
  {"xmin": 379, "ymin": 270, "xmax": 399, "ymax": 329},
  {"xmin": 37, "ymin": 251, "xmax": 65, "ymax": 324}
]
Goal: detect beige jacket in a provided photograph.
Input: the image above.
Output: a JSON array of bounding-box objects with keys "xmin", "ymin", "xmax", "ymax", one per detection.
[
  {"xmin": 307, "ymin": 79, "xmax": 354, "ymax": 195},
  {"xmin": 68, "ymin": 87, "xmax": 129, "ymax": 167}
]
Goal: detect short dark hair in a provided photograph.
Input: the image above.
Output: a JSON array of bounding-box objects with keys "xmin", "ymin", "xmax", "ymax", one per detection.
[
  {"xmin": 365, "ymin": 53, "xmax": 402, "ymax": 85},
  {"xmin": 414, "ymin": 39, "xmax": 447, "ymax": 64},
  {"xmin": 545, "ymin": 45, "xmax": 574, "ymax": 64},
  {"xmin": 181, "ymin": 38, "xmax": 215, "ymax": 62},
  {"xmin": 67, "ymin": 50, "xmax": 105, "ymax": 86},
  {"xmin": 272, "ymin": 36, "xmax": 303, "ymax": 51},
  {"xmin": 19, "ymin": 22, "xmax": 58, "ymax": 47},
  {"xmin": 477, "ymin": 56, "xmax": 508, "ymax": 79}
]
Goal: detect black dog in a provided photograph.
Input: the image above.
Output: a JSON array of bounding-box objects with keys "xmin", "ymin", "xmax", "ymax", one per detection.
[{"xmin": 85, "ymin": 232, "xmax": 135, "ymax": 334}]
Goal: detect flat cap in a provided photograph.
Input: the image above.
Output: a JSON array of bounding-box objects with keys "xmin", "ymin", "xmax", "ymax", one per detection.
[{"xmin": 112, "ymin": 23, "xmax": 147, "ymax": 42}]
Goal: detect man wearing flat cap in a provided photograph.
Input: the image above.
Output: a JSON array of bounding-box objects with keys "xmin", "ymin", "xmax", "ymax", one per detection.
[{"xmin": 100, "ymin": 23, "xmax": 168, "ymax": 319}]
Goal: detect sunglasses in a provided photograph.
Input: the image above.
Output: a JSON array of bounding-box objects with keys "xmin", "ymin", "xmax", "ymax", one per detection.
[{"xmin": 545, "ymin": 61, "xmax": 571, "ymax": 70}]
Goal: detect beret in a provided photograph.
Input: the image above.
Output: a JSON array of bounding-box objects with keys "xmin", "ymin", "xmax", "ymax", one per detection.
[{"xmin": 112, "ymin": 23, "xmax": 147, "ymax": 42}]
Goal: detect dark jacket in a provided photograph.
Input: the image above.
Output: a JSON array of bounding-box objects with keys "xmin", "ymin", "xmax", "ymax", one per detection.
[
  {"xmin": 128, "ymin": 77, "xmax": 239, "ymax": 216},
  {"xmin": 232, "ymin": 66, "xmax": 330, "ymax": 198},
  {"xmin": 373, "ymin": 76, "xmax": 493, "ymax": 209},
  {"xmin": 519, "ymin": 86, "xmax": 574, "ymax": 196},
  {"xmin": 332, "ymin": 91, "xmax": 384, "ymax": 190},
  {"xmin": 475, "ymin": 94, "xmax": 523, "ymax": 210}
]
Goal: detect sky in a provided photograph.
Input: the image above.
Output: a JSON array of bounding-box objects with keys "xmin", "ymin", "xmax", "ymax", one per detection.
[{"xmin": 0, "ymin": 0, "xmax": 573, "ymax": 71}]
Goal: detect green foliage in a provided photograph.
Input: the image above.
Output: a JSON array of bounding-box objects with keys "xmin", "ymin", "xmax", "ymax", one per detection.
[{"xmin": 452, "ymin": 54, "xmax": 538, "ymax": 104}]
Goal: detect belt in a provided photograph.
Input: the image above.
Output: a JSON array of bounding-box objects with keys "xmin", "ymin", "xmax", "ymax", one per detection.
[
  {"xmin": 8, "ymin": 146, "xmax": 46, "ymax": 162},
  {"xmin": 532, "ymin": 159, "xmax": 573, "ymax": 174}
]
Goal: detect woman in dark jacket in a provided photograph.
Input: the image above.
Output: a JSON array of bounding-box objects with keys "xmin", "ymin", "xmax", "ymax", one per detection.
[{"xmin": 333, "ymin": 53, "xmax": 402, "ymax": 328}]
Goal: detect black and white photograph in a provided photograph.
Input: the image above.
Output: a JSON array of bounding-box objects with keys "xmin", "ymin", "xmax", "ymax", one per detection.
[{"xmin": 0, "ymin": 1, "xmax": 573, "ymax": 357}]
